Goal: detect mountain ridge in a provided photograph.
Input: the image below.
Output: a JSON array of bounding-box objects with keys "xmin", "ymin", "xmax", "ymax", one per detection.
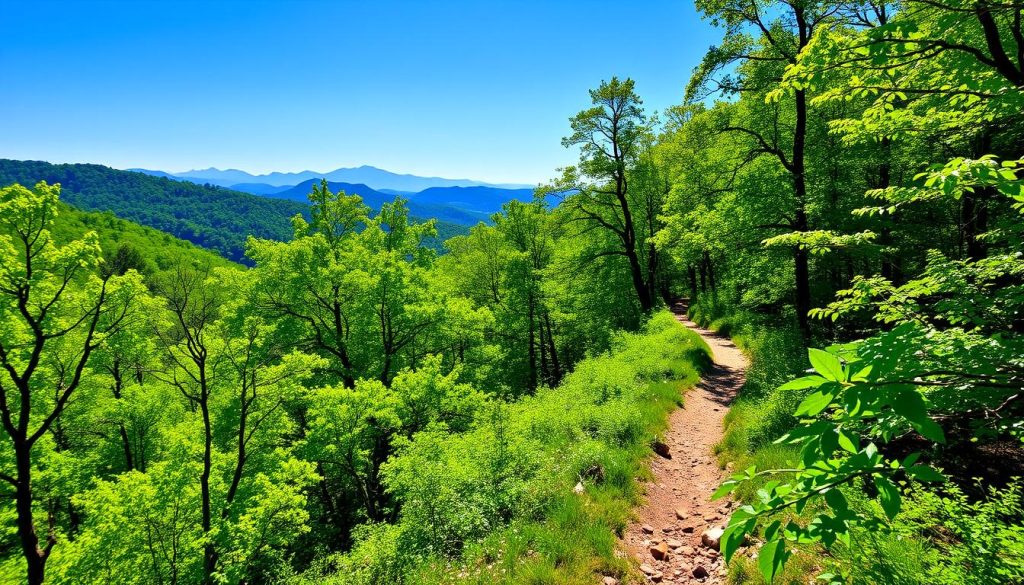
[
  {"xmin": 0, "ymin": 159, "xmax": 472, "ymax": 262},
  {"xmin": 272, "ymin": 179, "xmax": 494, "ymax": 225},
  {"xmin": 130, "ymin": 164, "xmax": 535, "ymax": 192}
]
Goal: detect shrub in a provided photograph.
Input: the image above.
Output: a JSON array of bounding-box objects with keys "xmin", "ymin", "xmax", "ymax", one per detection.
[{"xmin": 292, "ymin": 310, "xmax": 710, "ymax": 584}]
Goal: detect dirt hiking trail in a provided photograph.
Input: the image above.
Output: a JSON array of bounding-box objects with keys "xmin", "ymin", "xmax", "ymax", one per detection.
[{"xmin": 621, "ymin": 302, "xmax": 749, "ymax": 584}]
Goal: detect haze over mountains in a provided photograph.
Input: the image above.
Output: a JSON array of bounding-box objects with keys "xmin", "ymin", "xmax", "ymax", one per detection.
[
  {"xmin": 130, "ymin": 165, "xmax": 535, "ymax": 192},
  {"xmin": 129, "ymin": 164, "xmax": 538, "ymax": 221},
  {"xmin": 271, "ymin": 179, "xmax": 510, "ymax": 224},
  {"xmin": 0, "ymin": 159, "xmax": 499, "ymax": 263}
]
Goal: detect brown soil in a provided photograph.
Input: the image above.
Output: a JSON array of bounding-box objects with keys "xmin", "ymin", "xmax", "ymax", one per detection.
[{"xmin": 621, "ymin": 302, "xmax": 748, "ymax": 584}]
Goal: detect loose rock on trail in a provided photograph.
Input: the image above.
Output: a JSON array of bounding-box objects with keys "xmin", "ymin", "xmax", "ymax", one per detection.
[{"xmin": 620, "ymin": 302, "xmax": 748, "ymax": 584}]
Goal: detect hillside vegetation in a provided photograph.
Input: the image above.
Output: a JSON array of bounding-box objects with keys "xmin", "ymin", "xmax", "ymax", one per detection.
[
  {"xmin": 651, "ymin": 0, "xmax": 1024, "ymax": 582},
  {"xmin": 51, "ymin": 203, "xmax": 237, "ymax": 274},
  {"xmin": 0, "ymin": 165, "xmax": 667, "ymax": 584},
  {"xmin": 0, "ymin": 160, "xmax": 471, "ymax": 261},
  {"xmin": 0, "ymin": 159, "xmax": 305, "ymax": 262},
  {"xmin": 1, "ymin": 0, "xmax": 1023, "ymax": 582}
]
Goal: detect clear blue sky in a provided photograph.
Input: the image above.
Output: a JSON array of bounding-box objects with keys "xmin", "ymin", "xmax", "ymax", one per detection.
[{"xmin": 1, "ymin": 0, "xmax": 718, "ymax": 185}]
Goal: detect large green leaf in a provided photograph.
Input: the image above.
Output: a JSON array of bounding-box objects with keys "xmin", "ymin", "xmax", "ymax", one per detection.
[
  {"xmin": 779, "ymin": 375, "xmax": 828, "ymax": 391},
  {"xmin": 891, "ymin": 388, "xmax": 946, "ymax": 443},
  {"xmin": 758, "ymin": 538, "xmax": 788, "ymax": 583},
  {"xmin": 874, "ymin": 475, "xmax": 901, "ymax": 520},
  {"xmin": 721, "ymin": 515, "xmax": 756, "ymax": 563},
  {"xmin": 795, "ymin": 385, "xmax": 837, "ymax": 417},
  {"xmin": 906, "ymin": 464, "xmax": 945, "ymax": 482},
  {"xmin": 808, "ymin": 348, "xmax": 844, "ymax": 382}
]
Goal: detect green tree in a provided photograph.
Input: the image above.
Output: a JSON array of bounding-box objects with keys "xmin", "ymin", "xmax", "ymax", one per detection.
[
  {"xmin": 0, "ymin": 182, "xmax": 147, "ymax": 585},
  {"xmin": 557, "ymin": 77, "xmax": 661, "ymax": 313},
  {"xmin": 688, "ymin": 0, "xmax": 837, "ymax": 335},
  {"xmin": 151, "ymin": 263, "xmax": 321, "ymax": 583}
]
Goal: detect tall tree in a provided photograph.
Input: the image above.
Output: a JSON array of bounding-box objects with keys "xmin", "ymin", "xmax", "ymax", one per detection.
[
  {"xmin": 0, "ymin": 182, "xmax": 144, "ymax": 585},
  {"xmin": 558, "ymin": 77, "xmax": 660, "ymax": 313},
  {"xmin": 247, "ymin": 180, "xmax": 368, "ymax": 388},
  {"xmin": 688, "ymin": 0, "xmax": 836, "ymax": 335},
  {"xmin": 153, "ymin": 264, "xmax": 224, "ymax": 585}
]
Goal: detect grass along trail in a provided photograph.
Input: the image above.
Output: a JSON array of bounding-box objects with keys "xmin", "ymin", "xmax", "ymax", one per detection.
[{"xmin": 621, "ymin": 302, "xmax": 748, "ymax": 584}]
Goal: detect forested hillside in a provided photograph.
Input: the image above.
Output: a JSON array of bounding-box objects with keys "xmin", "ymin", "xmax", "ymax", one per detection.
[
  {"xmin": 52, "ymin": 203, "xmax": 236, "ymax": 274},
  {"xmin": 0, "ymin": 160, "xmax": 306, "ymax": 262},
  {"xmin": 1, "ymin": 0, "xmax": 1023, "ymax": 583},
  {"xmin": 0, "ymin": 160, "xmax": 471, "ymax": 261},
  {"xmin": 0, "ymin": 163, "xmax": 682, "ymax": 584},
  {"xmin": 650, "ymin": 0, "xmax": 1024, "ymax": 582}
]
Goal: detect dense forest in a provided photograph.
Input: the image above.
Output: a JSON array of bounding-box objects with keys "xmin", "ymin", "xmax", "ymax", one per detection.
[
  {"xmin": 0, "ymin": 161, "xmax": 470, "ymax": 262},
  {"xmin": 1, "ymin": 0, "xmax": 1023, "ymax": 583}
]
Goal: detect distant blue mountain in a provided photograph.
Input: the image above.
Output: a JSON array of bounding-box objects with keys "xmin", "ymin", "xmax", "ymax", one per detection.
[
  {"xmin": 128, "ymin": 168, "xmax": 180, "ymax": 180},
  {"xmin": 274, "ymin": 180, "xmax": 394, "ymax": 206},
  {"xmin": 274, "ymin": 179, "xmax": 492, "ymax": 226},
  {"xmin": 139, "ymin": 165, "xmax": 535, "ymax": 192},
  {"xmin": 378, "ymin": 188, "xmax": 417, "ymax": 197},
  {"xmin": 175, "ymin": 167, "xmax": 256, "ymax": 185},
  {"xmin": 125, "ymin": 167, "xmax": 533, "ymax": 225},
  {"xmin": 229, "ymin": 183, "xmax": 293, "ymax": 195},
  {"xmin": 412, "ymin": 186, "xmax": 535, "ymax": 214}
]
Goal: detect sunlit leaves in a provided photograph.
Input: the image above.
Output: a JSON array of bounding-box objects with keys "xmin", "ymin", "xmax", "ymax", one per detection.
[
  {"xmin": 874, "ymin": 476, "xmax": 901, "ymax": 520},
  {"xmin": 808, "ymin": 348, "xmax": 843, "ymax": 382},
  {"xmin": 795, "ymin": 386, "xmax": 837, "ymax": 417},
  {"xmin": 857, "ymin": 156, "xmax": 1024, "ymax": 217},
  {"xmin": 758, "ymin": 538, "xmax": 789, "ymax": 583},
  {"xmin": 721, "ymin": 510, "xmax": 756, "ymax": 562},
  {"xmin": 762, "ymin": 230, "xmax": 878, "ymax": 256}
]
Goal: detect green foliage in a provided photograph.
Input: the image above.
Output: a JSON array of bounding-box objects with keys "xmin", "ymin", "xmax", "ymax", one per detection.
[
  {"xmin": 709, "ymin": 167, "xmax": 1024, "ymax": 581},
  {"xmin": 661, "ymin": 0, "xmax": 1024, "ymax": 581},
  {"xmin": 0, "ymin": 159, "xmax": 307, "ymax": 262},
  {"xmin": 863, "ymin": 480, "xmax": 1024, "ymax": 585},
  {"xmin": 0, "ymin": 159, "xmax": 470, "ymax": 263},
  {"xmin": 0, "ymin": 182, "xmax": 153, "ymax": 584},
  {"xmin": 290, "ymin": 311, "xmax": 710, "ymax": 584},
  {"xmin": 5, "ymin": 1, "xmax": 1024, "ymax": 578},
  {"xmin": 50, "ymin": 203, "xmax": 236, "ymax": 275},
  {"xmin": 551, "ymin": 77, "xmax": 669, "ymax": 313}
]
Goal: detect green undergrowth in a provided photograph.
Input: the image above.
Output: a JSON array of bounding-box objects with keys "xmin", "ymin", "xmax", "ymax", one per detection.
[
  {"xmin": 291, "ymin": 310, "xmax": 712, "ymax": 585},
  {"xmin": 690, "ymin": 298, "xmax": 1024, "ymax": 584},
  {"xmin": 688, "ymin": 299, "xmax": 817, "ymax": 583},
  {"xmin": 688, "ymin": 298, "xmax": 806, "ymax": 470}
]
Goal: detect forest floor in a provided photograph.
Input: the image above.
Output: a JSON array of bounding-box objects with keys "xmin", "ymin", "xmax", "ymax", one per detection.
[{"xmin": 620, "ymin": 302, "xmax": 748, "ymax": 584}]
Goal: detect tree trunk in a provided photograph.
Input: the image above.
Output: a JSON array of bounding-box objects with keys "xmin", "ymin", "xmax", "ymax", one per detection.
[
  {"xmin": 543, "ymin": 313, "xmax": 561, "ymax": 386},
  {"xmin": 792, "ymin": 86, "xmax": 812, "ymax": 338},
  {"xmin": 876, "ymin": 137, "xmax": 903, "ymax": 283},
  {"xmin": 111, "ymin": 363, "xmax": 135, "ymax": 471},
  {"xmin": 526, "ymin": 291, "xmax": 537, "ymax": 393},
  {"xmin": 200, "ymin": 395, "xmax": 217, "ymax": 585},
  {"xmin": 14, "ymin": 441, "xmax": 48, "ymax": 585},
  {"xmin": 962, "ymin": 188, "xmax": 989, "ymax": 261},
  {"xmin": 703, "ymin": 250, "xmax": 717, "ymax": 292}
]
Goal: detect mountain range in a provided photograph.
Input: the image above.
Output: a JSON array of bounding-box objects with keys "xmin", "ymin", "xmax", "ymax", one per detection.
[
  {"xmin": 130, "ymin": 165, "xmax": 534, "ymax": 192},
  {"xmin": 0, "ymin": 160, "xmax": 473, "ymax": 263},
  {"xmin": 271, "ymin": 179, "xmax": 496, "ymax": 225},
  {"xmin": 129, "ymin": 165, "xmax": 538, "ymax": 222},
  {"xmin": 0, "ymin": 159, "xmax": 539, "ymax": 264}
]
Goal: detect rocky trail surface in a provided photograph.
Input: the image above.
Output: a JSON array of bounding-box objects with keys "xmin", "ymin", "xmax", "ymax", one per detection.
[{"xmin": 618, "ymin": 302, "xmax": 748, "ymax": 584}]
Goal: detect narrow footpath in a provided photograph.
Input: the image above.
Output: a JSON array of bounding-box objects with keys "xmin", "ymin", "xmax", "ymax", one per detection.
[{"xmin": 621, "ymin": 302, "xmax": 749, "ymax": 584}]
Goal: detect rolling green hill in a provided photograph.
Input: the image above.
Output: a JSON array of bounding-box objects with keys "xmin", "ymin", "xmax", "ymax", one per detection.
[
  {"xmin": 0, "ymin": 159, "xmax": 303, "ymax": 262},
  {"xmin": 0, "ymin": 160, "xmax": 470, "ymax": 261},
  {"xmin": 51, "ymin": 203, "xmax": 238, "ymax": 274}
]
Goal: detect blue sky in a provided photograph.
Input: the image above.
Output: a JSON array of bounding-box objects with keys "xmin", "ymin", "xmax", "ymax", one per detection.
[{"xmin": 1, "ymin": 0, "xmax": 719, "ymax": 184}]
